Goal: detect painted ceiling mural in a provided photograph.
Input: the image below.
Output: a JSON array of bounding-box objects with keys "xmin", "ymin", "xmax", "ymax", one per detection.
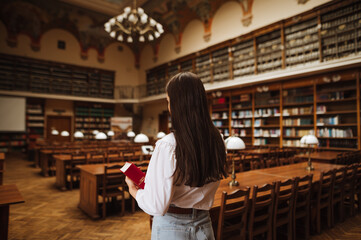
[{"xmin": 0, "ymin": 0, "xmax": 309, "ymax": 65}]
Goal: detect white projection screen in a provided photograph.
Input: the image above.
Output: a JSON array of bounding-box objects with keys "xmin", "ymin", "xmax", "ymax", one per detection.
[{"xmin": 0, "ymin": 96, "xmax": 26, "ymax": 132}]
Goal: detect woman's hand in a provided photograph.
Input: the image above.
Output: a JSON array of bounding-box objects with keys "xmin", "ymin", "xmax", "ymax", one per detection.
[{"xmin": 125, "ymin": 176, "xmax": 139, "ymax": 199}]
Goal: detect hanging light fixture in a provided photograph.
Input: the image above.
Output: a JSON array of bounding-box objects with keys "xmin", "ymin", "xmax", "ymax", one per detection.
[{"xmin": 104, "ymin": 0, "xmax": 164, "ymax": 43}]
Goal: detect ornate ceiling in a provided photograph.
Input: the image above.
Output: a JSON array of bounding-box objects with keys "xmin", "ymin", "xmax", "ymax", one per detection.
[{"xmin": 3, "ymin": 0, "xmax": 297, "ymax": 65}]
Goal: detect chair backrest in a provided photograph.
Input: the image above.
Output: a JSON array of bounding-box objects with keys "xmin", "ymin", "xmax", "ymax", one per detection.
[
  {"xmin": 217, "ymin": 188, "xmax": 250, "ymax": 240},
  {"xmin": 333, "ymin": 167, "xmax": 346, "ymax": 193},
  {"xmin": 294, "ymin": 174, "xmax": 313, "ymax": 215},
  {"xmin": 107, "ymin": 150, "xmax": 122, "ymax": 163},
  {"xmin": 248, "ymin": 183, "xmax": 276, "ymax": 239},
  {"xmin": 318, "ymin": 170, "xmax": 334, "ymax": 205},
  {"xmin": 274, "ymin": 178, "xmax": 297, "ymax": 225},
  {"xmin": 103, "ymin": 164, "xmax": 126, "ymax": 197},
  {"xmin": 344, "ymin": 164, "xmax": 357, "ymax": 191},
  {"xmin": 87, "ymin": 151, "xmax": 106, "ymax": 164},
  {"xmin": 249, "ymin": 155, "xmax": 264, "ymax": 170}
]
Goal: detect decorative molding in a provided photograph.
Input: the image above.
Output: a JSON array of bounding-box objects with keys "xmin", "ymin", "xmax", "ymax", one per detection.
[
  {"xmin": 297, "ymin": 0, "xmax": 310, "ymax": 4},
  {"xmin": 239, "ymin": 0, "xmax": 254, "ymax": 27}
]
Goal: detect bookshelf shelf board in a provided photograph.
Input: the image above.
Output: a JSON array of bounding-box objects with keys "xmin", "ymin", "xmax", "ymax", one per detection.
[
  {"xmin": 216, "ymin": 126, "xmax": 229, "ymax": 128},
  {"xmin": 254, "ymin": 115, "xmax": 280, "ymax": 118},
  {"xmin": 282, "ymin": 113, "xmax": 314, "ymax": 117},
  {"xmin": 232, "ymin": 126, "xmax": 253, "ymax": 129},
  {"xmin": 316, "ymin": 97, "xmax": 357, "ymax": 104},
  {"xmin": 254, "ymin": 125, "xmax": 280, "ymax": 128},
  {"xmin": 318, "ymin": 124, "xmax": 358, "ymax": 127},
  {"xmin": 283, "ymin": 102, "xmax": 314, "ymax": 107},
  {"xmin": 254, "ymin": 104, "xmax": 280, "ymax": 108},
  {"xmin": 212, "ymin": 108, "xmax": 229, "ymax": 112},
  {"xmin": 254, "ymin": 136, "xmax": 280, "ymax": 138},
  {"xmin": 232, "ymin": 106, "xmax": 253, "ymax": 110},
  {"xmin": 212, "ymin": 118, "xmax": 229, "ymax": 120},
  {"xmin": 316, "ymin": 110, "xmax": 357, "ymax": 115},
  {"xmin": 282, "ymin": 125, "xmax": 314, "ymax": 128},
  {"xmin": 283, "ymin": 136, "xmax": 304, "ymax": 139},
  {"xmin": 317, "ymin": 137, "xmax": 358, "ymax": 140}
]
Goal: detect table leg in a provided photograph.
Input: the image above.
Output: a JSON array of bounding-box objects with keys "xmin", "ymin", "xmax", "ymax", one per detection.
[{"xmin": 0, "ymin": 205, "xmax": 10, "ymax": 240}]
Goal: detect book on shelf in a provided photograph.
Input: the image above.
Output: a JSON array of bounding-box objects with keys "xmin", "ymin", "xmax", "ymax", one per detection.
[{"xmin": 120, "ymin": 162, "xmax": 146, "ymax": 189}]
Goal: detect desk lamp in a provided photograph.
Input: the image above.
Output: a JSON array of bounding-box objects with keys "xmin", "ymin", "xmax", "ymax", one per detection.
[
  {"xmin": 60, "ymin": 131, "xmax": 69, "ymax": 137},
  {"xmin": 156, "ymin": 131, "xmax": 166, "ymax": 139},
  {"xmin": 225, "ymin": 136, "xmax": 246, "ymax": 186},
  {"xmin": 74, "ymin": 131, "xmax": 84, "ymax": 139},
  {"xmin": 95, "ymin": 132, "xmax": 107, "ymax": 140},
  {"xmin": 134, "ymin": 133, "xmax": 149, "ymax": 143},
  {"xmin": 300, "ymin": 135, "xmax": 319, "ymax": 171}
]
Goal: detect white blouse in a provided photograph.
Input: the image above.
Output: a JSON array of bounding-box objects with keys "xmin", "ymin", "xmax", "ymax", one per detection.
[{"xmin": 135, "ymin": 133, "xmax": 220, "ymax": 216}]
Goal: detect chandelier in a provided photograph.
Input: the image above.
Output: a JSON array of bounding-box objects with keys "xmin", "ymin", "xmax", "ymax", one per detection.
[{"xmin": 104, "ymin": 0, "xmax": 164, "ymax": 43}]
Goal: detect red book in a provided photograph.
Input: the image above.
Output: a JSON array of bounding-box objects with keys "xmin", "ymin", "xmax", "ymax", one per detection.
[{"xmin": 120, "ymin": 162, "xmax": 146, "ymax": 189}]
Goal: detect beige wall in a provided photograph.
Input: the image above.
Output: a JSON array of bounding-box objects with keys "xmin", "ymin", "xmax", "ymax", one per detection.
[{"xmin": 140, "ymin": 99, "xmax": 168, "ymax": 137}]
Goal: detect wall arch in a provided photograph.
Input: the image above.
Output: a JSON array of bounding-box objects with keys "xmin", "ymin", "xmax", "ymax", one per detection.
[
  {"xmin": 39, "ymin": 28, "xmax": 81, "ymax": 64},
  {"xmin": 210, "ymin": 1, "xmax": 244, "ymax": 45},
  {"xmin": 181, "ymin": 19, "xmax": 205, "ymax": 56},
  {"xmin": 157, "ymin": 33, "xmax": 177, "ymax": 65}
]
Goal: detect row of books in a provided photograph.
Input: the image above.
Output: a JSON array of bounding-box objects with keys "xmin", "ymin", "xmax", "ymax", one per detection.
[
  {"xmin": 284, "ymin": 128, "xmax": 314, "ymax": 137},
  {"xmin": 231, "ymin": 129, "xmax": 247, "ymax": 137},
  {"xmin": 283, "ymin": 95, "xmax": 313, "ymax": 104},
  {"xmin": 75, "ymin": 117, "xmax": 111, "ymax": 122},
  {"xmin": 211, "ymin": 112, "xmax": 228, "ymax": 119},
  {"xmin": 231, "ymin": 110, "xmax": 253, "ymax": 119},
  {"xmin": 282, "ymin": 140, "xmax": 304, "ymax": 147},
  {"xmin": 231, "ymin": 120, "xmax": 252, "ymax": 128},
  {"xmin": 283, "ymin": 118, "xmax": 312, "ymax": 126},
  {"xmin": 254, "ymin": 108, "xmax": 280, "ymax": 117},
  {"xmin": 317, "ymin": 116, "xmax": 339, "ymax": 125},
  {"xmin": 317, "ymin": 128, "xmax": 354, "ymax": 138},
  {"xmin": 254, "ymin": 139, "xmax": 269, "ymax": 146},
  {"xmin": 75, "ymin": 123, "xmax": 110, "ymax": 128},
  {"xmin": 254, "ymin": 129, "xmax": 280, "ymax": 137},
  {"xmin": 283, "ymin": 106, "xmax": 313, "ymax": 116}
]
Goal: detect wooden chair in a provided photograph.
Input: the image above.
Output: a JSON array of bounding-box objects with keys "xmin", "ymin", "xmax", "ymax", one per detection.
[
  {"xmin": 216, "ymin": 188, "xmax": 250, "ymax": 240},
  {"xmin": 68, "ymin": 152, "xmax": 87, "ymax": 190},
  {"xmin": 273, "ymin": 178, "xmax": 297, "ymax": 240},
  {"xmin": 313, "ymin": 170, "xmax": 334, "ymax": 234},
  {"xmin": 265, "ymin": 148, "xmax": 279, "ymax": 168},
  {"xmin": 343, "ymin": 164, "xmax": 357, "ymax": 218},
  {"xmin": 248, "ymin": 183, "xmax": 275, "ymax": 240},
  {"xmin": 293, "ymin": 174, "xmax": 313, "ymax": 240},
  {"xmin": 122, "ymin": 151, "xmax": 134, "ymax": 162},
  {"xmin": 107, "ymin": 150, "xmax": 122, "ymax": 163},
  {"xmin": 355, "ymin": 163, "xmax": 361, "ymax": 213},
  {"xmin": 99, "ymin": 164, "xmax": 127, "ymax": 219},
  {"xmin": 87, "ymin": 151, "xmax": 106, "ymax": 164},
  {"xmin": 249, "ymin": 155, "xmax": 264, "ymax": 170},
  {"xmin": 331, "ymin": 167, "xmax": 346, "ymax": 226}
]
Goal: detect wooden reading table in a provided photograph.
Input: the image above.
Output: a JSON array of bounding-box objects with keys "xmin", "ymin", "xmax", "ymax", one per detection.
[
  {"xmin": 294, "ymin": 151, "xmax": 343, "ymax": 164},
  {"xmin": 54, "ymin": 153, "xmax": 149, "ymax": 191},
  {"xmin": 0, "ymin": 184, "xmax": 25, "ymax": 240},
  {"xmin": 78, "ymin": 163, "xmax": 147, "ymax": 218}
]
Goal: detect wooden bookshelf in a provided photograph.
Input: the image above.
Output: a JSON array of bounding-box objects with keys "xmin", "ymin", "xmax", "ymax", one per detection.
[
  {"xmin": 209, "ymin": 68, "xmax": 361, "ymax": 151},
  {"xmin": 74, "ymin": 103, "xmax": 114, "ymax": 140},
  {"xmin": 0, "ymin": 53, "xmax": 115, "ymax": 99},
  {"xmin": 26, "ymin": 98, "xmax": 45, "ymax": 150}
]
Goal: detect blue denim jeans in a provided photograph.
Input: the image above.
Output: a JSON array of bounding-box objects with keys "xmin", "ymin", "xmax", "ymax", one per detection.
[{"xmin": 151, "ymin": 209, "xmax": 215, "ymax": 240}]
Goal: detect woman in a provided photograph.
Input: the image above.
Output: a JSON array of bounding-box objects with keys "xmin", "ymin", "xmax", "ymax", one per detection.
[{"xmin": 125, "ymin": 72, "xmax": 228, "ymax": 240}]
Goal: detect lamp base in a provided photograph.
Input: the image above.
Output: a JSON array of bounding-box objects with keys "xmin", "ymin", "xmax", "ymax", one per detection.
[
  {"xmin": 228, "ymin": 180, "xmax": 239, "ymax": 186},
  {"xmin": 305, "ymin": 165, "xmax": 315, "ymax": 171}
]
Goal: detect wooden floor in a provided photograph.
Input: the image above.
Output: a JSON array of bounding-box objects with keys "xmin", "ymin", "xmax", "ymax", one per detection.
[{"xmin": 3, "ymin": 153, "xmax": 361, "ymax": 240}]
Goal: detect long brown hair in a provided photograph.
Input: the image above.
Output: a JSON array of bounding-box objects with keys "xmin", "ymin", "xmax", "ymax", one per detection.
[{"xmin": 166, "ymin": 72, "xmax": 227, "ymax": 187}]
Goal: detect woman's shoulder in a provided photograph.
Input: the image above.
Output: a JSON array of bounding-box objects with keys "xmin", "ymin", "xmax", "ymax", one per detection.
[{"xmin": 156, "ymin": 132, "xmax": 176, "ymax": 148}]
